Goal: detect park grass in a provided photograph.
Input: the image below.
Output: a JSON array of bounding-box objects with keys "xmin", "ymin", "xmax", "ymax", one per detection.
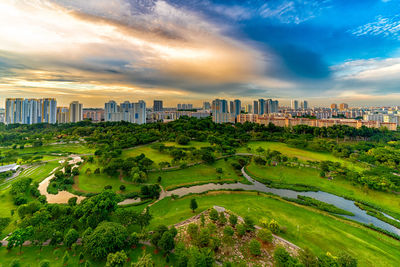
[
  {"xmin": 148, "ymin": 192, "xmax": 400, "ymax": 267},
  {"xmin": 1, "ymin": 143, "xmax": 94, "ymax": 157},
  {"xmin": 74, "ymin": 162, "xmax": 141, "ymax": 194},
  {"xmin": 238, "ymin": 141, "xmax": 363, "ymax": 171},
  {"xmin": 246, "ymin": 162, "xmax": 400, "ymax": 216},
  {"xmin": 0, "ymin": 244, "xmax": 170, "ymax": 266},
  {"xmin": 162, "ymin": 140, "xmax": 211, "ymax": 149},
  {"xmin": 121, "ymin": 144, "xmax": 173, "ymax": 166},
  {"xmin": 148, "ymin": 158, "xmax": 247, "ymax": 190}
]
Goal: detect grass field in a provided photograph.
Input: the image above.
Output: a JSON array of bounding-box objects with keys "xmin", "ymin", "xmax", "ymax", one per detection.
[
  {"xmin": 74, "ymin": 162, "xmax": 141, "ymax": 193},
  {"xmin": 238, "ymin": 141, "xmax": 362, "ymax": 171},
  {"xmin": 1, "ymin": 143, "xmax": 94, "ymax": 156},
  {"xmin": 148, "ymin": 158, "xmax": 247, "ymax": 190},
  {"xmin": 148, "ymin": 192, "xmax": 400, "ymax": 267},
  {"xmin": 121, "ymin": 144, "xmax": 173, "ymax": 166},
  {"xmin": 162, "ymin": 140, "xmax": 211, "ymax": 149},
  {"xmin": 0, "ymin": 245, "xmax": 170, "ymax": 266},
  {"xmin": 246, "ymin": 162, "xmax": 400, "ymax": 216}
]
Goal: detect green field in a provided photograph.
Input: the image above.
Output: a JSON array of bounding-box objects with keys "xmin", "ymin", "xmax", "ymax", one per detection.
[
  {"xmin": 148, "ymin": 192, "xmax": 400, "ymax": 267},
  {"xmin": 74, "ymin": 162, "xmax": 141, "ymax": 193},
  {"xmin": 148, "ymin": 158, "xmax": 247, "ymax": 190},
  {"xmin": 162, "ymin": 140, "xmax": 211, "ymax": 149},
  {"xmin": 238, "ymin": 141, "xmax": 362, "ymax": 171},
  {"xmin": 0, "ymin": 245, "xmax": 169, "ymax": 267},
  {"xmin": 121, "ymin": 144, "xmax": 173, "ymax": 166},
  {"xmin": 246, "ymin": 162, "xmax": 400, "ymax": 216}
]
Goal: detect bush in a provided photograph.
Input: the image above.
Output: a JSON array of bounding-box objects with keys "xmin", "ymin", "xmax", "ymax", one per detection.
[
  {"xmin": 176, "ymin": 135, "xmax": 190, "ymax": 145},
  {"xmin": 223, "ymin": 226, "xmax": 234, "ymax": 237},
  {"xmin": 64, "ymin": 229, "xmax": 79, "ymax": 248},
  {"xmin": 119, "ymin": 185, "xmax": 126, "ymax": 191},
  {"xmin": 244, "ymin": 216, "xmax": 255, "ymax": 231},
  {"xmin": 130, "ymin": 232, "xmax": 140, "ymax": 247},
  {"xmin": 218, "ymin": 212, "xmax": 227, "ymax": 225},
  {"xmin": 229, "ymin": 214, "xmax": 238, "ymax": 227},
  {"xmin": 104, "ymin": 185, "xmax": 112, "ymax": 190},
  {"xmin": 9, "ymin": 259, "xmax": 21, "ymax": 267},
  {"xmin": 209, "ymin": 209, "xmax": 219, "ymax": 222},
  {"xmin": 106, "ymin": 250, "xmax": 128, "ymax": 267},
  {"xmin": 249, "ymin": 239, "xmax": 261, "ymax": 256},
  {"xmin": 257, "ymin": 228, "xmax": 273, "ymax": 243},
  {"xmin": 39, "ymin": 260, "xmax": 50, "ymax": 267},
  {"xmin": 236, "ymin": 224, "xmax": 246, "ymax": 237},
  {"xmin": 268, "ymin": 219, "xmax": 280, "ymax": 234},
  {"xmin": 187, "ymin": 223, "xmax": 199, "ymax": 239}
]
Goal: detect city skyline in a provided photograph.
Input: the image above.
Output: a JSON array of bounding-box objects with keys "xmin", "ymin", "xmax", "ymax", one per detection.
[{"xmin": 1, "ymin": 1, "xmax": 400, "ymax": 107}]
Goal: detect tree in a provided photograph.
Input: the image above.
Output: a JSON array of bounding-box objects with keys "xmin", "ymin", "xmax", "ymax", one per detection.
[
  {"xmin": 74, "ymin": 190, "xmax": 119, "ymax": 228},
  {"xmin": 83, "ymin": 222, "xmax": 128, "ymax": 259},
  {"xmin": 64, "ymin": 229, "xmax": 79, "ymax": 248},
  {"xmin": 249, "ymin": 239, "xmax": 261, "ymax": 256},
  {"xmin": 137, "ymin": 208, "xmax": 152, "ymax": 230},
  {"xmin": 229, "ymin": 214, "xmax": 238, "ymax": 227},
  {"xmin": 68, "ymin": 197, "xmax": 78, "ymax": 206},
  {"xmin": 106, "ymin": 250, "xmax": 128, "ymax": 267},
  {"xmin": 132, "ymin": 251, "xmax": 154, "ymax": 267},
  {"xmin": 190, "ymin": 199, "xmax": 198, "ymax": 213},
  {"xmin": 8, "ymin": 226, "xmax": 33, "ymax": 253},
  {"xmin": 130, "ymin": 232, "xmax": 140, "ymax": 247},
  {"xmin": 158, "ymin": 231, "xmax": 175, "ymax": 253},
  {"xmin": 176, "ymin": 135, "xmax": 190, "ymax": 145},
  {"xmin": 257, "ymin": 229, "xmax": 273, "ymax": 243}
]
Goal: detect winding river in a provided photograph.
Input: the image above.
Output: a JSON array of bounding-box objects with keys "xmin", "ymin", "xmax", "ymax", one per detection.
[{"xmin": 38, "ymin": 156, "xmax": 400, "ymax": 236}]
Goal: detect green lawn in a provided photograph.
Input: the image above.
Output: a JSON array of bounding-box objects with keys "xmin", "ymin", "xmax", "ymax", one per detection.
[
  {"xmin": 238, "ymin": 141, "xmax": 362, "ymax": 171},
  {"xmin": 0, "ymin": 245, "xmax": 170, "ymax": 266},
  {"xmin": 121, "ymin": 144, "xmax": 173, "ymax": 166},
  {"xmin": 148, "ymin": 192, "xmax": 400, "ymax": 267},
  {"xmin": 246, "ymin": 162, "xmax": 400, "ymax": 216},
  {"xmin": 162, "ymin": 141, "xmax": 211, "ymax": 149},
  {"xmin": 148, "ymin": 158, "xmax": 247, "ymax": 190},
  {"xmin": 74, "ymin": 162, "xmax": 141, "ymax": 193}
]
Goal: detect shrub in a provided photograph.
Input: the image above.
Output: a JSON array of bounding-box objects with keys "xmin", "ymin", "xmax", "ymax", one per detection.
[
  {"xmin": 223, "ymin": 226, "xmax": 234, "ymax": 237},
  {"xmin": 9, "ymin": 259, "xmax": 21, "ymax": 267},
  {"xmin": 257, "ymin": 229, "xmax": 273, "ymax": 243},
  {"xmin": 268, "ymin": 219, "xmax": 280, "ymax": 234},
  {"xmin": 119, "ymin": 185, "xmax": 126, "ymax": 191},
  {"xmin": 39, "ymin": 260, "xmax": 50, "ymax": 267},
  {"xmin": 130, "ymin": 232, "xmax": 140, "ymax": 247},
  {"xmin": 229, "ymin": 214, "xmax": 238, "ymax": 227},
  {"xmin": 244, "ymin": 216, "xmax": 255, "ymax": 231},
  {"xmin": 218, "ymin": 212, "xmax": 227, "ymax": 225},
  {"xmin": 236, "ymin": 224, "xmax": 246, "ymax": 237},
  {"xmin": 209, "ymin": 209, "xmax": 219, "ymax": 222},
  {"xmin": 249, "ymin": 239, "xmax": 261, "ymax": 256},
  {"xmin": 187, "ymin": 223, "xmax": 199, "ymax": 239}
]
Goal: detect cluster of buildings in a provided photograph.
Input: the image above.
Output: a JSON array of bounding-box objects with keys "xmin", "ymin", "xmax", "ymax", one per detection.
[
  {"xmin": 3, "ymin": 97, "xmax": 400, "ymax": 130},
  {"xmin": 211, "ymin": 98, "xmax": 279, "ymax": 123},
  {"xmin": 104, "ymin": 100, "xmax": 146, "ymax": 124},
  {"xmin": 5, "ymin": 98, "xmax": 84, "ymax": 125}
]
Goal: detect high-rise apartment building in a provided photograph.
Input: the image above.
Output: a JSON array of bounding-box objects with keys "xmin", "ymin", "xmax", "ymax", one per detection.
[
  {"xmin": 245, "ymin": 104, "xmax": 252, "ymax": 113},
  {"xmin": 153, "ymin": 100, "xmax": 163, "ymax": 112},
  {"xmin": 234, "ymin": 99, "xmax": 241, "ymax": 116},
  {"xmin": 259, "ymin": 99, "xmax": 266, "ymax": 115},
  {"xmin": 331, "ymin": 103, "xmax": 338, "ymax": 109},
  {"xmin": 303, "ymin": 100, "xmax": 308, "ymax": 109},
  {"xmin": 212, "ymin": 99, "xmax": 234, "ymax": 123},
  {"xmin": 57, "ymin": 107, "xmax": 69, "ymax": 123},
  {"xmin": 253, "ymin": 100, "xmax": 259, "ymax": 115},
  {"xmin": 83, "ymin": 108, "xmax": 104, "ymax": 122},
  {"xmin": 69, "ymin": 101, "xmax": 83, "ymax": 123},
  {"xmin": 291, "ymin": 100, "xmax": 299, "ymax": 110}
]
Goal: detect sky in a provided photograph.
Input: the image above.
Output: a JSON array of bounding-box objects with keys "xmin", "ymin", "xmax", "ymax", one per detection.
[{"xmin": 1, "ymin": 0, "xmax": 400, "ymax": 107}]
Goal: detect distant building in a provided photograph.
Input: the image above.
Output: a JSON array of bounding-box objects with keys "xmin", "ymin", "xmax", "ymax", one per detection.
[
  {"xmin": 245, "ymin": 104, "xmax": 252, "ymax": 113},
  {"xmin": 105, "ymin": 100, "xmax": 146, "ymax": 124},
  {"xmin": 57, "ymin": 107, "xmax": 69, "ymax": 123},
  {"xmin": 203, "ymin": 102, "xmax": 211, "ymax": 110},
  {"xmin": 0, "ymin": 108, "xmax": 5, "ymax": 123},
  {"xmin": 83, "ymin": 108, "xmax": 104, "ymax": 122},
  {"xmin": 153, "ymin": 100, "xmax": 163, "ymax": 112},
  {"xmin": 339, "ymin": 103, "xmax": 349, "ymax": 110},
  {"xmin": 302, "ymin": 100, "xmax": 308, "ymax": 109},
  {"xmin": 291, "ymin": 100, "xmax": 299, "ymax": 110},
  {"xmin": 212, "ymin": 99, "xmax": 234, "ymax": 123},
  {"xmin": 331, "ymin": 103, "xmax": 338, "ymax": 109},
  {"xmin": 253, "ymin": 100, "xmax": 259, "ymax": 115},
  {"xmin": 177, "ymin": 103, "xmax": 194, "ymax": 110},
  {"xmin": 234, "ymin": 99, "xmax": 241, "ymax": 116},
  {"xmin": 69, "ymin": 101, "xmax": 83, "ymax": 123}
]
